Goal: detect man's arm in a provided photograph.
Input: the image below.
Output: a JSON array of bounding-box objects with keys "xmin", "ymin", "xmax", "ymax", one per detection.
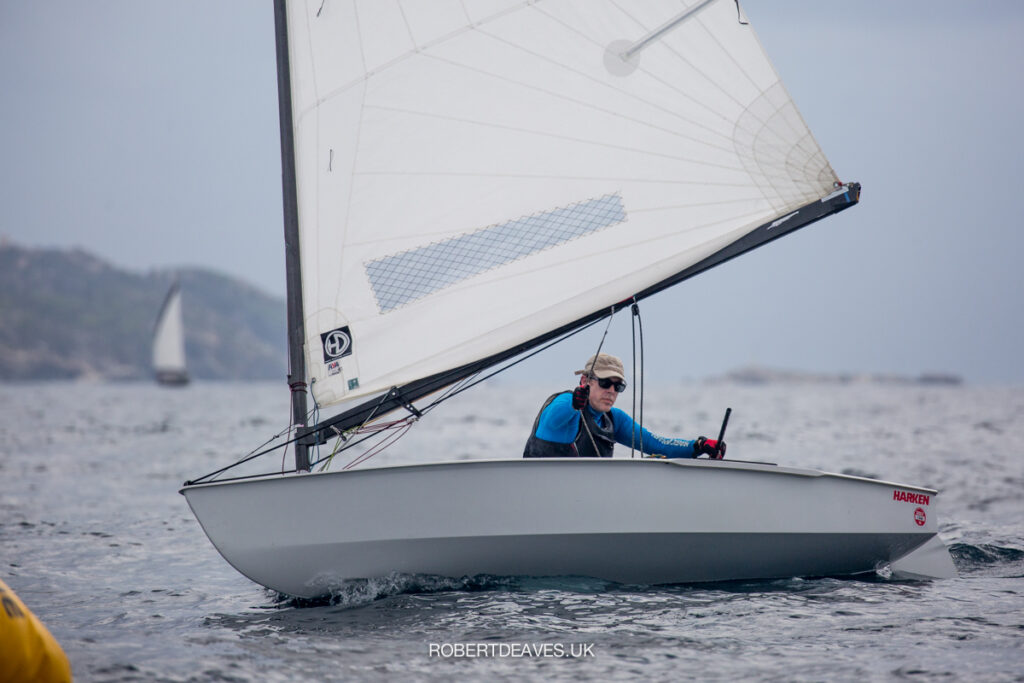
[
  {"xmin": 610, "ymin": 408, "xmax": 697, "ymax": 458},
  {"xmin": 534, "ymin": 392, "xmax": 581, "ymax": 443}
]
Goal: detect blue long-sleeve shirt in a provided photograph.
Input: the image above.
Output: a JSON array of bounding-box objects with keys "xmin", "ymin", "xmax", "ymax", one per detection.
[{"xmin": 534, "ymin": 392, "xmax": 698, "ymax": 458}]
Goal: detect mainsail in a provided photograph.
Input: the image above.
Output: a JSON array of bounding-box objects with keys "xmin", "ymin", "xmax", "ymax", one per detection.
[
  {"xmin": 281, "ymin": 0, "xmax": 854, "ymax": 432},
  {"xmin": 152, "ymin": 281, "xmax": 188, "ymax": 385}
]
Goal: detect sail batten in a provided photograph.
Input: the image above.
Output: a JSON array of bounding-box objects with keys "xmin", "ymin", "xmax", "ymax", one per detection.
[
  {"xmin": 285, "ymin": 0, "xmax": 844, "ymax": 409},
  {"xmin": 620, "ymin": 0, "xmax": 720, "ymax": 59}
]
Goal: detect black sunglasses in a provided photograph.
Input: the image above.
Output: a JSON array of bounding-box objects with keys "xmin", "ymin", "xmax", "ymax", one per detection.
[{"xmin": 592, "ymin": 376, "xmax": 627, "ymax": 393}]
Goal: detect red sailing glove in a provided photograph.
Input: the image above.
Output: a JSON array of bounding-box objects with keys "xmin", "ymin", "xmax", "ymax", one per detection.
[
  {"xmin": 571, "ymin": 380, "xmax": 590, "ymax": 410},
  {"xmin": 694, "ymin": 437, "xmax": 726, "ymax": 459}
]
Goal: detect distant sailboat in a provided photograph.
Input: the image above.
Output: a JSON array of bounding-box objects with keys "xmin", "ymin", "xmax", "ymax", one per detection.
[{"xmin": 152, "ymin": 281, "xmax": 188, "ymax": 386}]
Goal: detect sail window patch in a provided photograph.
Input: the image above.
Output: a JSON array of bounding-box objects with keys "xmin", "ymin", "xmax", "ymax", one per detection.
[{"xmin": 365, "ymin": 193, "xmax": 627, "ymax": 313}]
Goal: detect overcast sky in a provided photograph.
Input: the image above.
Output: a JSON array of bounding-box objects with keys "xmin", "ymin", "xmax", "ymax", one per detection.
[{"xmin": 2, "ymin": 1, "xmax": 1022, "ymax": 384}]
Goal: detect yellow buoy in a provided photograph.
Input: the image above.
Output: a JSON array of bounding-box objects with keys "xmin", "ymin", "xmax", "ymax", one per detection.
[{"xmin": 0, "ymin": 577, "xmax": 72, "ymax": 683}]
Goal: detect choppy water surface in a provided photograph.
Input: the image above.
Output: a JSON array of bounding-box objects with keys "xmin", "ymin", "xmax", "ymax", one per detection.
[{"xmin": 1, "ymin": 380, "xmax": 1022, "ymax": 681}]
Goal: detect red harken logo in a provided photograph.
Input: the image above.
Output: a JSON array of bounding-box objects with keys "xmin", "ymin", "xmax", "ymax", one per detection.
[
  {"xmin": 893, "ymin": 490, "xmax": 930, "ymax": 506},
  {"xmin": 914, "ymin": 507, "xmax": 927, "ymax": 526}
]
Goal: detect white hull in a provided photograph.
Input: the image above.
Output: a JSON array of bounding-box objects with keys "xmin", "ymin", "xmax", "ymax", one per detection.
[{"xmin": 181, "ymin": 459, "xmax": 947, "ymax": 598}]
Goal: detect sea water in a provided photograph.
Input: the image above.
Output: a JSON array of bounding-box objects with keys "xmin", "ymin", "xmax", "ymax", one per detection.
[{"xmin": 1, "ymin": 380, "xmax": 1021, "ymax": 681}]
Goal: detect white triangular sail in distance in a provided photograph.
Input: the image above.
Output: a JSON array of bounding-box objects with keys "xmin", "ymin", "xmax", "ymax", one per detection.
[
  {"xmin": 284, "ymin": 0, "xmax": 839, "ymax": 409},
  {"xmin": 153, "ymin": 282, "xmax": 188, "ymax": 385}
]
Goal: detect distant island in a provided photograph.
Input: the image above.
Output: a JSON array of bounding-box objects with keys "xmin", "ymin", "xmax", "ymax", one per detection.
[
  {"xmin": 712, "ymin": 366, "xmax": 963, "ymax": 386},
  {"xmin": 0, "ymin": 242, "xmax": 967, "ymax": 386},
  {"xmin": 0, "ymin": 242, "xmax": 286, "ymax": 381}
]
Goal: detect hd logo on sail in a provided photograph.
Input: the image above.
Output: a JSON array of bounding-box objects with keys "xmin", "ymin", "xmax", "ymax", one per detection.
[{"xmin": 321, "ymin": 326, "xmax": 354, "ymax": 362}]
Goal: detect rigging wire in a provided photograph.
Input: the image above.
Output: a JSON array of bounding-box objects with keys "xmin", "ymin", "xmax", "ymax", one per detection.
[
  {"xmin": 632, "ymin": 301, "xmax": 646, "ymax": 457},
  {"xmin": 334, "ymin": 313, "xmax": 613, "ymax": 468},
  {"xmin": 310, "ymin": 379, "xmax": 322, "ymax": 466},
  {"xmin": 418, "ymin": 314, "xmax": 607, "ymax": 410},
  {"xmin": 318, "ymin": 313, "xmax": 614, "ymax": 470},
  {"xmin": 588, "ymin": 307, "xmax": 615, "ymax": 374},
  {"xmin": 313, "ymin": 414, "xmax": 417, "ymax": 471},
  {"xmin": 577, "ymin": 308, "xmax": 616, "ymax": 457},
  {"xmin": 628, "ymin": 300, "xmax": 646, "ymax": 458},
  {"xmin": 188, "ymin": 416, "xmax": 302, "ymax": 486},
  {"xmin": 342, "ymin": 420, "xmax": 416, "ymax": 470},
  {"xmin": 184, "ymin": 309, "xmax": 615, "ymax": 483},
  {"xmin": 630, "ymin": 299, "xmax": 637, "ymax": 458},
  {"xmin": 192, "ymin": 388, "xmax": 407, "ymax": 483},
  {"xmin": 314, "ymin": 313, "xmax": 613, "ymax": 469},
  {"xmin": 321, "ymin": 388, "xmax": 412, "ymax": 469}
]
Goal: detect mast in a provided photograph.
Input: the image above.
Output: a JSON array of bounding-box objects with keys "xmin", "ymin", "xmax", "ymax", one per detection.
[{"xmin": 273, "ymin": 0, "xmax": 310, "ymax": 472}]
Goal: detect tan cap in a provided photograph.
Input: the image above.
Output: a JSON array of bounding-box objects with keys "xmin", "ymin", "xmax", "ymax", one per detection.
[{"xmin": 574, "ymin": 353, "xmax": 625, "ymax": 381}]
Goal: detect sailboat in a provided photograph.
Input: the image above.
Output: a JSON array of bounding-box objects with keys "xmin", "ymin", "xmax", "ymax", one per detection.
[
  {"xmin": 152, "ymin": 280, "xmax": 189, "ymax": 386},
  {"xmin": 181, "ymin": 0, "xmax": 955, "ymax": 598}
]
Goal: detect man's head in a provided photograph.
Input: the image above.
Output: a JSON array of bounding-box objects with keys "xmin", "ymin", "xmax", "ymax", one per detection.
[{"xmin": 574, "ymin": 353, "xmax": 626, "ymax": 412}]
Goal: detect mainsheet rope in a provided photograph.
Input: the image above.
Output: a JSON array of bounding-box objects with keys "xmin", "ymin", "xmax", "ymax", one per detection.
[
  {"xmin": 577, "ymin": 308, "xmax": 616, "ymax": 458},
  {"xmin": 631, "ymin": 301, "xmax": 646, "ymax": 459}
]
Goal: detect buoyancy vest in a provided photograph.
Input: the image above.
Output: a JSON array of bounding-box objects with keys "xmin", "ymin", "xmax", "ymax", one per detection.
[{"xmin": 523, "ymin": 391, "xmax": 616, "ymax": 458}]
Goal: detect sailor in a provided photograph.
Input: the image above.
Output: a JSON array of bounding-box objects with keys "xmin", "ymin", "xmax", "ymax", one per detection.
[{"xmin": 523, "ymin": 353, "xmax": 726, "ymax": 459}]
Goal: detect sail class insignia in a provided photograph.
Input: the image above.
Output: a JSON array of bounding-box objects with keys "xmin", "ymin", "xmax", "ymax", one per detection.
[{"xmin": 321, "ymin": 326, "xmax": 353, "ymax": 363}]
